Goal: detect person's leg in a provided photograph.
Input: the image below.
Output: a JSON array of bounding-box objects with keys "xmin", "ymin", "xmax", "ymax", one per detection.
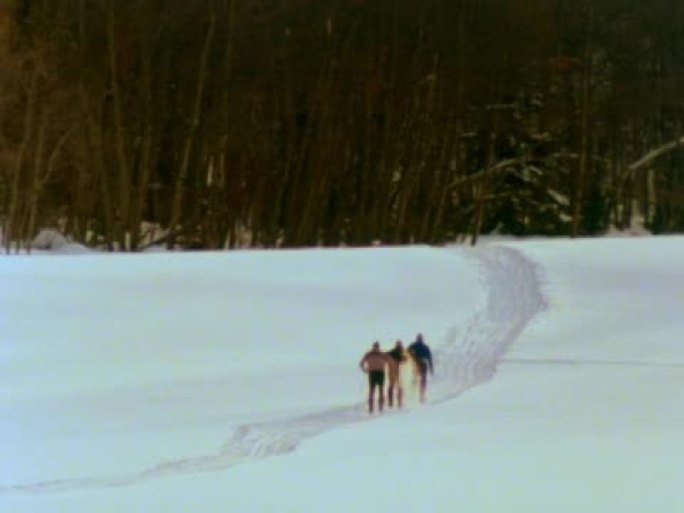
[
  {"xmin": 367, "ymin": 375, "xmax": 375, "ymax": 412},
  {"xmin": 378, "ymin": 372, "xmax": 385, "ymax": 412},
  {"xmin": 417, "ymin": 361, "xmax": 427, "ymax": 402},
  {"xmin": 368, "ymin": 372, "xmax": 384, "ymax": 413},
  {"xmin": 387, "ymin": 374, "xmax": 395, "ymax": 408}
]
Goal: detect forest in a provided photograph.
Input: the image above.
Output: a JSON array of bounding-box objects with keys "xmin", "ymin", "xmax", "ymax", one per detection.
[{"xmin": 1, "ymin": 0, "xmax": 683, "ymax": 251}]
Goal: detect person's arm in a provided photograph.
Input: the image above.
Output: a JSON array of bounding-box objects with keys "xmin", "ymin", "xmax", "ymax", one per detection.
[
  {"xmin": 359, "ymin": 354, "xmax": 367, "ymax": 372},
  {"xmin": 426, "ymin": 346, "xmax": 434, "ymax": 374}
]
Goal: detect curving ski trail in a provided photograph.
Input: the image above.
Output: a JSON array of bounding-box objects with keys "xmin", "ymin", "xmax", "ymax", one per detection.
[
  {"xmin": 431, "ymin": 245, "xmax": 547, "ymax": 400},
  {"xmin": 2, "ymin": 244, "xmax": 546, "ymax": 495}
]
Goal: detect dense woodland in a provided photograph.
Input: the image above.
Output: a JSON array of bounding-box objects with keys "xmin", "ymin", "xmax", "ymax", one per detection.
[{"xmin": 1, "ymin": 0, "xmax": 683, "ymax": 251}]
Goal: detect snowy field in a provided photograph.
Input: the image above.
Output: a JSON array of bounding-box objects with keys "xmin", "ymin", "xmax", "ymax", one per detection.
[{"xmin": 1, "ymin": 236, "xmax": 683, "ymax": 512}]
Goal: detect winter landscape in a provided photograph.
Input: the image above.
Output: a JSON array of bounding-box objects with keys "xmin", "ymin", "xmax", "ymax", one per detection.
[
  {"xmin": 2, "ymin": 234, "xmax": 683, "ymax": 512},
  {"xmin": 2, "ymin": 3, "xmax": 684, "ymax": 512}
]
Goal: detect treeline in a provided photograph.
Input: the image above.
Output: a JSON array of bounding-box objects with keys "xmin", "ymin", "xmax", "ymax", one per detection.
[{"xmin": 1, "ymin": 0, "xmax": 683, "ymax": 251}]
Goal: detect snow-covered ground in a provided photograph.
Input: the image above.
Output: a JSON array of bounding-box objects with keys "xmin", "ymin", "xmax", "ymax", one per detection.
[{"xmin": 1, "ymin": 237, "xmax": 683, "ymax": 512}]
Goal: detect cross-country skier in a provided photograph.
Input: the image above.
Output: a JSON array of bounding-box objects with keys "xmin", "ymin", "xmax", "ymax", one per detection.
[
  {"xmin": 385, "ymin": 340, "xmax": 407, "ymax": 408},
  {"xmin": 359, "ymin": 341, "xmax": 391, "ymax": 413},
  {"xmin": 408, "ymin": 333, "xmax": 433, "ymax": 402}
]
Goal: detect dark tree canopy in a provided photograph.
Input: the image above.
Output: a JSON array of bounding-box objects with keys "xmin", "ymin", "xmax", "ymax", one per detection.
[{"xmin": 1, "ymin": 0, "xmax": 683, "ymax": 251}]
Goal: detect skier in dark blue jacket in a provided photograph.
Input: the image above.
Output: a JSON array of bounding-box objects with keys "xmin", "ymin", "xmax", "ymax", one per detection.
[{"xmin": 408, "ymin": 333, "xmax": 433, "ymax": 402}]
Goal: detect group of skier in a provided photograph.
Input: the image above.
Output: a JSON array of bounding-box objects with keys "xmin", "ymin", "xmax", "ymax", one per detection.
[{"xmin": 358, "ymin": 333, "xmax": 433, "ymax": 413}]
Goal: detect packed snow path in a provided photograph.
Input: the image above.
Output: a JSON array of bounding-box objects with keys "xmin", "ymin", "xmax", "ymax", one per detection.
[{"xmin": 3, "ymin": 245, "xmax": 546, "ymax": 494}]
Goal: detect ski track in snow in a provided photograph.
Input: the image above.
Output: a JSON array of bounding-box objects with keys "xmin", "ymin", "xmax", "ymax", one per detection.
[{"xmin": 2, "ymin": 245, "xmax": 547, "ymax": 495}]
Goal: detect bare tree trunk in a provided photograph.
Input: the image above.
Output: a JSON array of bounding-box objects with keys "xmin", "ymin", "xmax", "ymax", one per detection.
[
  {"xmin": 470, "ymin": 108, "xmax": 499, "ymax": 246},
  {"xmin": 24, "ymin": 111, "xmax": 46, "ymax": 253},
  {"xmin": 571, "ymin": 2, "xmax": 594, "ymax": 237},
  {"xmin": 167, "ymin": 12, "xmax": 216, "ymax": 249},
  {"xmin": 128, "ymin": 32, "xmax": 156, "ymax": 251},
  {"xmin": 80, "ymin": 85, "xmax": 115, "ymax": 250},
  {"xmin": 106, "ymin": 0, "xmax": 132, "ymax": 250},
  {"xmin": 5, "ymin": 66, "xmax": 37, "ymax": 254},
  {"xmin": 419, "ymin": 126, "xmax": 450, "ymax": 242}
]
